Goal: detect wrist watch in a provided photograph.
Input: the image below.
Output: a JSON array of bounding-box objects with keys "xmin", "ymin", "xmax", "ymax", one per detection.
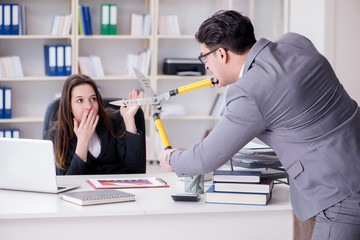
[{"xmin": 165, "ymin": 152, "xmax": 172, "ymax": 166}]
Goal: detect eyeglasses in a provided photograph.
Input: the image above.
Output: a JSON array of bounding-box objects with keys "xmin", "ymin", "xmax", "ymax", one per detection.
[{"xmin": 198, "ymin": 48, "xmax": 229, "ymax": 64}]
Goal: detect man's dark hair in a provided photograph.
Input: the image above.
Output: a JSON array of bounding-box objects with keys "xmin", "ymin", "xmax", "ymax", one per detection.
[{"xmin": 195, "ymin": 10, "xmax": 256, "ymax": 54}]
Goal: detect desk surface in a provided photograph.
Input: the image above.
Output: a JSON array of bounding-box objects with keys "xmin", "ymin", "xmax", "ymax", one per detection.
[
  {"xmin": 0, "ymin": 171, "xmax": 293, "ymax": 240},
  {"xmin": 0, "ymin": 171, "xmax": 291, "ymax": 220}
]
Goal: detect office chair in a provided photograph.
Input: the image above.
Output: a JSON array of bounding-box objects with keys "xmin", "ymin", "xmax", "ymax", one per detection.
[{"xmin": 42, "ymin": 97, "xmax": 146, "ymax": 173}]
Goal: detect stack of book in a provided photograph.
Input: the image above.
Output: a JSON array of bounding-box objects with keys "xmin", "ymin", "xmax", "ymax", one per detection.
[
  {"xmin": 206, "ymin": 169, "xmax": 274, "ymax": 206},
  {"xmin": 126, "ymin": 49, "xmax": 151, "ymax": 77},
  {"xmin": 78, "ymin": 55, "xmax": 104, "ymax": 77},
  {"xmin": 78, "ymin": 5, "xmax": 93, "ymax": 35},
  {"xmin": 0, "ymin": 56, "xmax": 24, "ymax": 78},
  {"xmin": 50, "ymin": 14, "xmax": 72, "ymax": 36},
  {"xmin": 130, "ymin": 13, "xmax": 152, "ymax": 36},
  {"xmin": 158, "ymin": 14, "xmax": 180, "ymax": 35}
]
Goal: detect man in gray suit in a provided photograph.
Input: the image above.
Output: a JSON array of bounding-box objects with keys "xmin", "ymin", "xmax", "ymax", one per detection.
[{"xmin": 158, "ymin": 10, "xmax": 360, "ymax": 239}]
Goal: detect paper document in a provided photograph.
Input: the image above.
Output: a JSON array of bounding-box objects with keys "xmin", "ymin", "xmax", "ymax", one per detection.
[{"xmin": 87, "ymin": 177, "xmax": 169, "ymax": 189}]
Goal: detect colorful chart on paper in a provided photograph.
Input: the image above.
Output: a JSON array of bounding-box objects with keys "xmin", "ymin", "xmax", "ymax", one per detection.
[{"xmin": 87, "ymin": 177, "xmax": 169, "ymax": 189}]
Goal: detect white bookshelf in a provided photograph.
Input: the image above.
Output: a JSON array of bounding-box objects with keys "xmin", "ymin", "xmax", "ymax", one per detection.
[
  {"xmin": 161, "ymin": 115, "xmax": 221, "ymax": 121},
  {"xmin": 0, "ymin": 0, "xmax": 288, "ymax": 161}
]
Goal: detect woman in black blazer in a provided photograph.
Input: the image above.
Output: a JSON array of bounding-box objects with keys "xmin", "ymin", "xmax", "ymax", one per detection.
[{"xmin": 47, "ymin": 74, "xmax": 145, "ymax": 175}]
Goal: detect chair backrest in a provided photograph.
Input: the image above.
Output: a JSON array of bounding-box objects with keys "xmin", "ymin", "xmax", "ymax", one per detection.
[
  {"xmin": 42, "ymin": 98, "xmax": 60, "ymax": 140},
  {"xmin": 42, "ymin": 97, "xmax": 146, "ymax": 173}
]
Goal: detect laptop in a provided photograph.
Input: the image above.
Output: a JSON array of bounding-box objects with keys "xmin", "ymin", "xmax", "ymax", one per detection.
[{"xmin": 0, "ymin": 138, "xmax": 78, "ymax": 193}]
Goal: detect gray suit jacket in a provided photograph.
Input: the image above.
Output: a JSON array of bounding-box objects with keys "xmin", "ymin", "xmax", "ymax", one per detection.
[{"xmin": 171, "ymin": 32, "xmax": 360, "ymax": 221}]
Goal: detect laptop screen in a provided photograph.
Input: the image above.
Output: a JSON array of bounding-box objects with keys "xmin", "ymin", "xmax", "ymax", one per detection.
[{"xmin": 0, "ymin": 138, "xmax": 61, "ymax": 193}]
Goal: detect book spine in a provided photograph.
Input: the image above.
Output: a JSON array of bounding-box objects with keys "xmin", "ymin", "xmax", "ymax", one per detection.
[
  {"xmin": 78, "ymin": 5, "xmax": 84, "ymax": 35},
  {"xmin": 109, "ymin": 4, "xmax": 117, "ymax": 35},
  {"xmin": 100, "ymin": 4, "xmax": 109, "ymax": 35}
]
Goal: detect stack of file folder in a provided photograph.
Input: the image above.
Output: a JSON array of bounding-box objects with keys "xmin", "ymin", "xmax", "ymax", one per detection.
[
  {"xmin": 100, "ymin": 4, "xmax": 117, "ymax": 35},
  {"xmin": 44, "ymin": 45, "xmax": 72, "ymax": 76},
  {"xmin": 0, "ymin": 87, "xmax": 12, "ymax": 119},
  {"xmin": 0, "ymin": 3, "xmax": 26, "ymax": 35},
  {"xmin": 0, "ymin": 128, "xmax": 20, "ymax": 138},
  {"xmin": 227, "ymin": 140, "xmax": 288, "ymax": 183}
]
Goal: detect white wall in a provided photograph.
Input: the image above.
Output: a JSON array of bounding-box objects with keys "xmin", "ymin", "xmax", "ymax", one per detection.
[
  {"xmin": 332, "ymin": 0, "xmax": 360, "ymax": 104},
  {"xmin": 289, "ymin": 0, "xmax": 360, "ymax": 103},
  {"xmin": 289, "ymin": 0, "xmax": 327, "ymax": 54}
]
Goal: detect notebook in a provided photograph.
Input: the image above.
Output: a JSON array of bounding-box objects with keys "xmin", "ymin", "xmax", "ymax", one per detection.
[
  {"xmin": 0, "ymin": 138, "xmax": 78, "ymax": 193},
  {"xmin": 61, "ymin": 189, "xmax": 135, "ymax": 206}
]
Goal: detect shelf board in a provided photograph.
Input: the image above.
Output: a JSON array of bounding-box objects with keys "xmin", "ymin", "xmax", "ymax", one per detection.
[
  {"xmin": 151, "ymin": 115, "xmax": 221, "ymax": 120},
  {"xmin": 0, "ymin": 35, "xmax": 72, "ymax": 40},
  {"xmin": 91, "ymin": 75, "xmax": 139, "ymax": 81},
  {"xmin": 157, "ymin": 75, "xmax": 212, "ymax": 80},
  {"xmin": 0, "ymin": 116, "xmax": 44, "ymax": 123},
  {"xmin": 0, "ymin": 35, "xmax": 194, "ymax": 40},
  {"xmin": 78, "ymin": 35, "xmax": 151, "ymax": 40},
  {"xmin": 0, "ymin": 76, "xmax": 67, "ymax": 81},
  {"xmin": 157, "ymin": 35, "xmax": 195, "ymax": 40},
  {"xmin": 0, "ymin": 35, "xmax": 195, "ymax": 40},
  {"xmin": 0, "ymin": 76, "xmax": 142, "ymax": 81}
]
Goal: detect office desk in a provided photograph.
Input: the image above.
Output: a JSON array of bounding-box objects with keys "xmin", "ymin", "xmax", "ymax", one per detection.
[{"xmin": 0, "ymin": 172, "xmax": 292, "ymax": 240}]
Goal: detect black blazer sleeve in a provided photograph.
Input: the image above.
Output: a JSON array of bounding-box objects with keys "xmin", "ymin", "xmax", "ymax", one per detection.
[
  {"xmin": 48, "ymin": 127, "xmax": 90, "ymax": 175},
  {"xmin": 110, "ymin": 109, "xmax": 146, "ymax": 174}
]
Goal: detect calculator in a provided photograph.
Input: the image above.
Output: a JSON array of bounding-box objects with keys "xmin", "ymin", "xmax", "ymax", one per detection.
[{"xmin": 171, "ymin": 193, "xmax": 201, "ymax": 202}]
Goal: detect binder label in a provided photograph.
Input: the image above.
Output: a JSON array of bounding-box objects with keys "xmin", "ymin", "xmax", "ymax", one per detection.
[
  {"xmin": 4, "ymin": 5, "xmax": 11, "ymax": 27},
  {"xmin": 101, "ymin": 5, "xmax": 109, "ymax": 25},
  {"xmin": 49, "ymin": 46, "xmax": 56, "ymax": 67},
  {"xmin": 110, "ymin": 5, "xmax": 117, "ymax": 25},
  {"xmin": 5, "ymin": 88, "xmax": 11, "ymax": 109},
  {"xmin": 12, "ymin": 4, "xmax": 19, "ymax": 25},
  {"xmin": 57, "ymin": 46, "xmax": 64, "ymax": 67}
]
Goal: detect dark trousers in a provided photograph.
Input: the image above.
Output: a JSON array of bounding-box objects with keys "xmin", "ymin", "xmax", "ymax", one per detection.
[{"xmin": 311, "ymin": 191, "xmax": 360, "ymax": 240}]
